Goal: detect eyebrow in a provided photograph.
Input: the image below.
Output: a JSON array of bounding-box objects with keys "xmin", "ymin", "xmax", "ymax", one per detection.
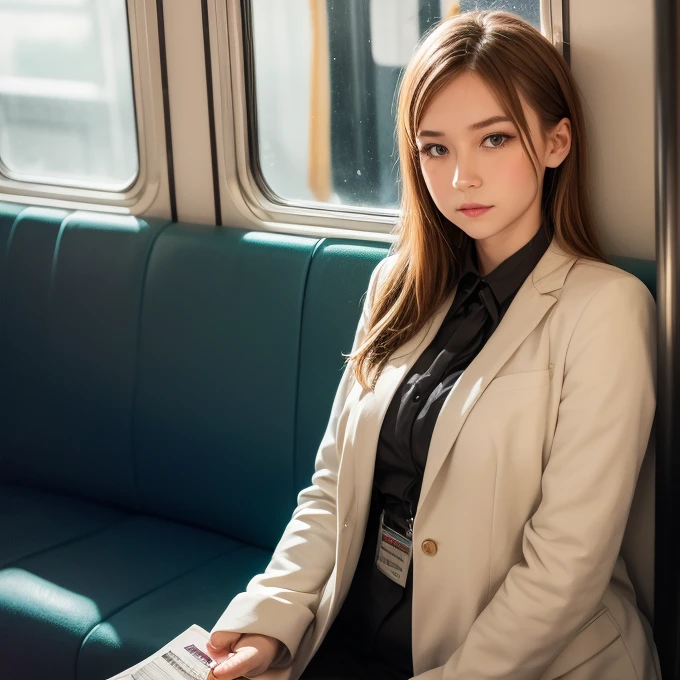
[{"xmin": 417, "ymin": 116, "xmax": 512, "ymax": 138}]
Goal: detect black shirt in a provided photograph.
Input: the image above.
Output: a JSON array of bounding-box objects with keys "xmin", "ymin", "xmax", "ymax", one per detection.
[{"xmin": 330, "ymin": 226, "xmax": 553, "ymax": 678}]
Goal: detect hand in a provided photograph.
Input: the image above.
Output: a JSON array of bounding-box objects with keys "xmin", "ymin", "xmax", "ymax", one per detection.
[{"xmin": 207, "ymin": 631, "xmax": 283, "ymax": 680}]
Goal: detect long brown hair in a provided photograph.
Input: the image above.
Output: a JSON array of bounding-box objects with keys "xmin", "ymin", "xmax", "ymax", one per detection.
[{"xmin": 350, "ymin": 10, "xmax": 607, "ymax": 390}]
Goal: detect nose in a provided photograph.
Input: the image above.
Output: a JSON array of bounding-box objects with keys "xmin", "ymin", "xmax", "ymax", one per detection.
[{"xmin": 452, "ymin": 155, "xmax": 481, "ymax": 191}]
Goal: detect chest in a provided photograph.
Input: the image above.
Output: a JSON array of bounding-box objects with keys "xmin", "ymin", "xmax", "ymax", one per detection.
[{"xmin": 409, "ymin": 306, "xmax": 570, "ymax": 560}]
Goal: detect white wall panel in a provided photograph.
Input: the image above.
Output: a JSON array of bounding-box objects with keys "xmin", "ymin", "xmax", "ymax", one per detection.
[
  {"xmin": 164, "ymin": 0, "xmax": 216, "ymax": 224},
  {"xmin": 570, "ymin": 0, "xmax": 655, "ymax": 259}
]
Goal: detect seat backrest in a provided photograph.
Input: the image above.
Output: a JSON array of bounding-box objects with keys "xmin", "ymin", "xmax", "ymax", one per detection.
[
  {"xmin": 132, "ymin": 224, "xmax": 317, "ymax": 548},
  {"xmin": 294, "ymin": 239, "xmax": 388, "ymax": 492},
  {"xmin": 0, "ymin": 205, "xmax": 168, "ymax": 508},
  {"xmin": 132, "ymin": 225, "xmax": 389, "ymax": 550},
  {"xmin": 0, "ymin": 202, "xmax": 657, "ymax": 606},
  {"xmin": 0, "ymin": 205, "xmax": 390, "ymax": 551}
]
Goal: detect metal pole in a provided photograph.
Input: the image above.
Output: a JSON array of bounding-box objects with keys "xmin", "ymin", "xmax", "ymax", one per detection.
[{"xmin": 654, "ymin": 0, "xmax": 680, "ymax": 678}]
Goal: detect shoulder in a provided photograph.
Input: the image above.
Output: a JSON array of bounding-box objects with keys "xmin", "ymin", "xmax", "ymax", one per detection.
[
  {"xmin": 373, "ymin": 253, "xmax": 397, "ymax": 283},
  {"xmin": 367, "ymin": 253, "xmax": 397, "ymax": 298},
  {"xmin": 556, "ymin": 258, "xmax": 656, "ymax": 347},
  {"xmin": 560, "ymin": 257, "xmax": 655, "ymax": 317}
]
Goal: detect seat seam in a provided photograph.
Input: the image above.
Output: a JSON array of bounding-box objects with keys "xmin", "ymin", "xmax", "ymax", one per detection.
[
  {"xmin": 74, "ymin": 543, "xmax": 262, "ymax": 679},
  {"xmin": 0, "ymin": 515, "xmax": 132, "ymax": 570},
  {"xmin": 0, "ymin": 205, "xmax": 27, "ymax": 475},
  {"xmin": 129, "ymin": 219, "xmax": 173, "ymax": 513},
  {"xmin": 292, "ymin": 237, "xmax": 324, "ymax": 510}
]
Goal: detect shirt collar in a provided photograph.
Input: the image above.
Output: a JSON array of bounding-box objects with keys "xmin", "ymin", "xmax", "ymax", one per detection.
[{"xmin": 459, "ymin": 224, "xmax": 553, "ymax": 307}]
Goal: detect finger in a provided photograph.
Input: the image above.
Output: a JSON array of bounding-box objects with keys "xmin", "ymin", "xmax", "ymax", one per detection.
[
  {"xmin": 207, "ymin": 672, "xmax": 242, "ymax": 680},
  {"xmin": 212, "ymin": 647, "xmax": 258, "ymax": 680},
  {"xmin": 209, "ymin": 631, "xmax": 240, "ymax": 649},
  {"xmin": 206, "ymin": 646, "xmax": 237, "ymax": 664},
  {"xmin": 206, "ymin": 638, "xmax": 235, "ymax": 655}
]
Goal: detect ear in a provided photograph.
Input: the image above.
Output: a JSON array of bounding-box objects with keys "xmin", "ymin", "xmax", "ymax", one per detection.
[{"xmin": 545, "ymin": 117, "xmax": 571, "ymax": 168}]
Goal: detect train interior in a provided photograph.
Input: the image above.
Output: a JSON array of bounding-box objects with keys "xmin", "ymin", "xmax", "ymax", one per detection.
[{"xmin": 0, "ymin": 1, "xmax": 675, "ymax": 679}]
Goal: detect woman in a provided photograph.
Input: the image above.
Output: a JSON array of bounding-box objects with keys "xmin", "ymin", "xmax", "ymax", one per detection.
[{"xmin": 206, "ymin": 10, "xmax": 658, "ymax": 680}]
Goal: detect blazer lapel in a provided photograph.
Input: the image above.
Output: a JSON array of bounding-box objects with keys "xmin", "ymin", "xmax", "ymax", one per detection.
[
  {"xmin": 347, "ymin": 287, "xmax": 456, "ymax": 528},
  {"xmin": 417, "ymin": 240, "xmax": 578, "ymax": 513},
  {"xmin": 341, "ymin": 239, "xmax": 577, "ymax": 545}
]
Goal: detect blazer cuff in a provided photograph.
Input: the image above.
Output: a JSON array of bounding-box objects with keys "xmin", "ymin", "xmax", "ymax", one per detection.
[{"xmin": 210, "ymin": 591, "xmax": 315, "ymax": 668}]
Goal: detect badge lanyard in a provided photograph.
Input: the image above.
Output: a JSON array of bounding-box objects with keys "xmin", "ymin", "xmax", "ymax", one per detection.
[{"xmin": 375, "ymin": 509, "xmax": 414, "ymax": 588}]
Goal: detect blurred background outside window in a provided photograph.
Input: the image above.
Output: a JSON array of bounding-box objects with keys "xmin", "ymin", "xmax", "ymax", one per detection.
[
  {"xmin": 250, "ymin": 0, "xmax": 541, "ymax": 212},
  {"xmin": 0, "ymin": 0, "xmax": 138, "ymax": 191}
]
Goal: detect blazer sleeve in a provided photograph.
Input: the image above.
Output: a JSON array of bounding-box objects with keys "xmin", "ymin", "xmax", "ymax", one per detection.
[
  {"xmin": 412, "ymin": 274, "xmax": 657, "ymax": 680},
  {"xmin": 210, "ymin": 255, "xmax": 390, "ymax": 669}
]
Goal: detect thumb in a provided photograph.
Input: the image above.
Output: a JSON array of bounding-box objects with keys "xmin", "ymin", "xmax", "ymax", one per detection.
[
  {"xmin": 208, "ymin": 630, "xmax": 242, "ymax": 651},
  {"xmin": 211, "ymin": 645, "xmax": 259, "ymax": 680}
]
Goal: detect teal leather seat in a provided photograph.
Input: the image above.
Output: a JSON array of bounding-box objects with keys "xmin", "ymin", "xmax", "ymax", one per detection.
[
  {"xmin": 0, "ymin": 202, "xmax": 655, "ymax": 680},
  {"xmin": 77, "ymin": 233, "xmax": 388, "ymax": 678},
  {"xmin": 0, "ymin": 204, "xmax": 388, "ymax": 679}
]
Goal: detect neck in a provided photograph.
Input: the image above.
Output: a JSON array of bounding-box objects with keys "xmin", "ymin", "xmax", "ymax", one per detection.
[{"xmin": 475, "ymin": 221, "xmax": 543, "ymax": 276}]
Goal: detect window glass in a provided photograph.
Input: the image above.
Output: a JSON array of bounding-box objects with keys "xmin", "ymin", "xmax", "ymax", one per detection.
[
  {"xmin": 0, "ymin": 0, "xmax": 138, "ymax": 191},
  {"xmin": 250, "ymin": 0, "xmax": 541, "ymax": 212}
]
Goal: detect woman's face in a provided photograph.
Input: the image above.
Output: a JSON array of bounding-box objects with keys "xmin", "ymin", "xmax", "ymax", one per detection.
[{"xmin": 416, "ymin": 71, "xmax": 570, "ymax": 269}]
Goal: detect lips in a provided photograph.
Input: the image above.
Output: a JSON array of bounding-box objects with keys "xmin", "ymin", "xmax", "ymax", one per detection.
[{"xmin": 458, "ymin": 204, "xmax": 493, "ymax": 218}]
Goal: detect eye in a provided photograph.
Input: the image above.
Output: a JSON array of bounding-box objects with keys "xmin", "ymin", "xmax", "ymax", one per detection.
[
  {"xmin": 421, "ymin": 143, "xmax": 448, "ymax": 158},
  {"xmin": 482, "ymin": 133, "xmax": 512, "ymax": 149}
]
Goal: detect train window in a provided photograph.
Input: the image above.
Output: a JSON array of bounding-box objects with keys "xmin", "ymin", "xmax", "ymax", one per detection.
[
  {"xmin": 245, "ymin": 0, "xmax": 544, "ymax": 218},
  {"xmin": 0, "ymin": 0, "xmax": 138, "ymax": 191}
]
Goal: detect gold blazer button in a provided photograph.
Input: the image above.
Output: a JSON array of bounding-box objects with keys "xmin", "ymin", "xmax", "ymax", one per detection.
[{"xmin": 421, "ymin": 539, "xmax": 438, "ymax": 556}]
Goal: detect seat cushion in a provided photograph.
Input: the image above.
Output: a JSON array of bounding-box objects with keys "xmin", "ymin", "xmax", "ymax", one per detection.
[
  {"xmin": 77, "ymin": 545, "xmax": 273, "ymax": 679},
  {"xmin": 0, "ymin": 485, "xmax": 127, "ymax": 567},
  {"xmin": 0, "ymin": 511, "xmax": 242, "ymax": 680}
]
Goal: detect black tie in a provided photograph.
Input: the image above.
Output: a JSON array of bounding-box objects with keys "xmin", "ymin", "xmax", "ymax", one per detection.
[{"xmin": 394, "ymin": 277, "xmax": 500, "ymax": 468}]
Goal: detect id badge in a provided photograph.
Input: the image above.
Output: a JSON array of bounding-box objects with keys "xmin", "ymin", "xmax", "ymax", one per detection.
[{"xmin": 375, "ymin": 509, "xmax": 413, "ymax": 588}]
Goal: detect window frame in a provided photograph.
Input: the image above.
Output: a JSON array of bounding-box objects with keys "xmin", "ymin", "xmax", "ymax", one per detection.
[
  {"xmin": 0, "ymin": 0, "xmax": 167, "ymax": 215},
  {"xmin": 213, "ymin": 0, "xmax": 568, "ymax": 237},
  {"xmin": 541, "ymin": 0, "xmax": 567, "ymax": 62}
]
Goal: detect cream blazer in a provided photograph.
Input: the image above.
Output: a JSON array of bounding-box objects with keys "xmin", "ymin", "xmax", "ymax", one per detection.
[{"xmin": 212, "ymin": 239, "xmax": 659, "ymax": 680}]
